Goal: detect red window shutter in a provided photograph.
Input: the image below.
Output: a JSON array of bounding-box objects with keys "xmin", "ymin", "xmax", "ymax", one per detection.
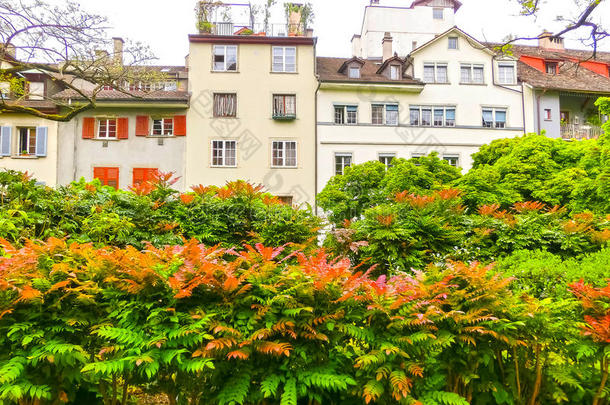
[
  {"xmin": 174, "ymin": 115, "xmax": 186, "ymax": 136},
  {"xmin": 94, "ymin": 167, "xmax": 119, "ymax": 190},
  {"xmin": 136, "ymin": 116, "xmax": 149, "ymax": 136},
  {"xmin": 147, "ymin": 168, "xmax": 159, "ymax": 181},
  {"xmin": 133, "ymin": 168, "xmax": 158, "ymax": 186},
  {"xmin": 117, "ymin": 117, "xmax": 129, "ymax": 139},
  {"xmin": 82, "ymin": 117, "xmax": 95, "ymax": 139}
]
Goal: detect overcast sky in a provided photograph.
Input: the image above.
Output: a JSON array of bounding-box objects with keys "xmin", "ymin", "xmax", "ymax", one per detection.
[{"xmin": 67, "ymin": 0, "xmax": 610, "ymax": 65}]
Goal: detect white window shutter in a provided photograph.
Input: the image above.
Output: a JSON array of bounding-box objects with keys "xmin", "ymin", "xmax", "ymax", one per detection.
[
  {"xmin": 35, "ymin": 127, "xmax": 48, "ymax": 157},
  {"xmin": 0, "ymin": 126, "xmax": 11, "ymax": 156}
]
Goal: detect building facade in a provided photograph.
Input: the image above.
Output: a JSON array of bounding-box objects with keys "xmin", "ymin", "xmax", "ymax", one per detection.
[{"xmin": 186, "ymin": 34, "xmax": 318, "ymax": 206}]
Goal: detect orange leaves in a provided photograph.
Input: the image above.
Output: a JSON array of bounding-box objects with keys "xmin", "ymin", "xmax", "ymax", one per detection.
[
  {"xmin": 513, "ymin": 201, "xmax": 546, "ymax": 213},
  {"xmin": 257, "ymin": 341, "xmax": 292, "ymax": 357},
  {"xmin": 204, "ymin": 337, "xmax": 237, "ymax": 352},
  {"xmin": 129, "ymin": 181, "xmax": 154, "ymax": 196},
  {"xmin": 389, "ymin": 370, "xmax": 413, "ymax": 401},
  {"xmin": 227, "ymin": 349, "xmax": 249, "ymax": 360},
  {"xmin": 180, "ymin": 193, "xmax": 196, "ymax": 205},
  {"xmin": 570, "ymin": 280, "xmax": 610, "ymax": 343},
  {"xmin": 376, "ymin": 214, "xmax": 395, "ymax": 227},
  {"xmin": 18, "ymin": 285, "xmax": 41, "ymax": 302},
  {"xmin": 478, "ymin": 204, "xmax": 500, "ymax": 216},
  {"xmin": 191, "ymin": 184, "xmax": 214, "ymax": 195}
]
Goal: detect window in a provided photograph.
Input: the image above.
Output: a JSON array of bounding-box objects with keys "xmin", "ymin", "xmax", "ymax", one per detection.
[
  {"xmin": 272, "ymin": 47, "xmax": 296, "ymax": 72},
  {"xmin": 272, "ymin": 141, "xmax": 297, "ymax": 167},
  {"xmin": 213, "ymin": 45, "xmax": 238, "ymax": 71},
  {"xmin": 18, "ymin": 127, "xmax": 36, "ymax": 155},
  {"xmin": 372, "ymin": 104, "xmax": 398, "ymax": 125},
  {"xmin": 0, "ymin": 82, "xmax": 10, "ymax": 99},
  {"xmin": 27, "ymin": 82, "xmax": 44, "ymax": 100},
  {"xmin": 379, "ymin": 153, "xmax": 396, "ymax": 169},
  {"xmin": 423, "ymin": 63, "xmax": 448, "ymax": 83},
  {"xmin": 498, "ymin": 63, "xmax": 516, "ymax": 84},
  {"xmin": 278, "ymin": 196, "xmax": 293, "ymax": 205},
  {"xmin": 544, "ymin": 109, "xmax": 552, "ymax": 120},
  {"xmin": 390, "ymin": 65, "xmax": 401, "ymax": 80},
  {"xmin": 335, "ymin": 105, "xmax": 358, "ymax": 125},
  {"xmin": 133, "ymin": 168, "xmax": 158, "ymax": 187},
  {"xmin": 412, "ymin": 41, "xmax": 418, "ymax": 51},
  {"xmin": 411, "ymin": 153, "xmax": 425, "ymax": 165},
  {"xmin": 211, "ymin": 140, "xmax": 237, "ymax": 167},
  {"xmin": 460, "ymin": 64, "xmax": 484, "ymax": 84},
  {"xmin": 335, "ymin": 153, "xmax": 352, "ymax": 175},
  {"xmin": 97, "ymin": 119, "xmax": 117, "ymax": 138},
  {"xmin": 93, "ymin": 167, "xmax": 119, "ymax": 189},
  {"xmin": 410, "ymin": 106, "xmax": 455, "ymax": 127},
  {"xmin": 448, "ymin": 37, "xmax": 458, "ymax": 50},
  {"xmin": 348, "ymin": 66, "xmax": 361, "ymax": 78},
  {"xmin": 546, "ymin": 62, "xmax": 558, "ymax": 74},
  {"xmin": 152, "ymin": 118, "xmax": 174, "ymax": 136},
  {"xmin": 273, "ymin": 95, "xmax": 296, "ymax": 119},
  {"xmin": 482, "ymin": 108, "xmax": 507, "ymax": 128},
  {"xmin": 433, "ymin": 8, "xmax": 444, "ymax": 19},
  {"xmin": 443, "ymin": 154, "xmax": 460, "ymax": 167},
  {"xmin": 213, "ymin": 93, "xmax": 237, "ymax": 117}
]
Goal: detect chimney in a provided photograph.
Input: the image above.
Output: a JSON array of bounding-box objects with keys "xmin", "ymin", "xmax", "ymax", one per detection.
[
  {"xmin": 305, "ymin": 28, "xmax": 314, "ymax": 38},
  {"xmin": 538, "ymin": 30, "xmax": 564, "ymax": 51},
  {"xmin": 382, "ymin": 32, "xmax": 393, "ymax": 62},
  {"xmin": 351, "ymin": 34, "xmax": 362, "ymax": 57},
  {"xmin": 112, "ymin": 37, "xmax": 124, "ymax": 65}
]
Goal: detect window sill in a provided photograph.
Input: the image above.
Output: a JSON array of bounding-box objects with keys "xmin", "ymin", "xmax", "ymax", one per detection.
[
  {"xmin": 212, "ymin": 116, "xmax": 238, "ymax": 119},
  {"xmin": 272, "ymin": 115, "xmax": 297, "ymax": 121},
  {"xmin": 270, "ymin": 71, "xmax": 298, "ymax": 74},
  {"xmin": 147, "ymin": 135, "xmax": 175, "ymax": 138},
  {"xmin": 460, "ymin": 82, "xmax": 487, "ymax": 86},
  {"xmin": 423, "ymin": 82, "xmax": 451, "ymax": 85},
  {"xmin": 334, "ymin": 123, "xmax": 358, "ymax": 126},
  {"xmin": 92, "ymin": 138, "xmax": 120, "ymax": 141},
  {"xmin": 211, "ymin": 70, "xmax": 240, "ymax": 73},
  {"xmin": 11, "ymin": 155, "xmax": 39, "ymax": 159},
  {"xmin": 211, "ymin": 165, "xmax": 237, "ymax": 168},
  {"xmin": 271, "ymin": 166, "xmax": 298, "ymax": 169}
]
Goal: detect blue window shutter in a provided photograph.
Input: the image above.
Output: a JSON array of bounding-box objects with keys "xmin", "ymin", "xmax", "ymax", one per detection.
[
  {"xmin": 35, "ymin": 127, "xmax": 48, "ymax": 157},
  {"xmin": 0, "ymin": 126, "xmax": 11, "ymax": 156}
]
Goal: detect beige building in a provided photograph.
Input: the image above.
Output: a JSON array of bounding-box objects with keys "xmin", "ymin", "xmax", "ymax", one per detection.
[
  {"xmin": 186, "ymin": 34, "xmax": 317, "ymax": 206},
  {"xmin": 1, "ymin": 55, "xmax": 60, "ymax": 186}
]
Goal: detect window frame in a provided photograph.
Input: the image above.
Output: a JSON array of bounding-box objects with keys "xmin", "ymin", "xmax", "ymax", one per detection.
[
  {"xmin": 460, "ymin": 63, "xmax": 485, "ymax": 84},
  {"xmin": 97, "ymin": 118, "xmax": 118, "ymax": 139},
  {"xmin": 372, "ymin": 103, "xmax": 399, "ymax": 126},
  {"xmin": 448, "ymin": 36, "xmax": 459, "ymax": 50},
  {"xmin": 482, "ymin": 107, "xmax": 508, "ymax": 128},
  {"xmin": 213, "ymin": 93, "xmax": 238, "ymax": 118},
  {"xmin": 334, "ymin": 105, "xmax": 358, "ymax": 125},
  {"xmin": 271, "ymin": 140, "xmax": 298, "ymax": 168},
  {"xmin": 348, "ymin": 66, "xmax": 361, "ymax": 79},
  {"xmin": 497, "ymin": 62, "xmax": 516, "ymax": 85},
  {"xmin": 378, "ymin": 152, "xmax": 396, "ymax": 169},
  {"xmin": 442, "ymin": 154, "xmax": 460, "ymax": 168},
  {"xmin": 545, "ymin": 62, "xmax": 558, "ymax": 75},
  {"xmin": 213, "ymin": 45, "xmax": 238, "ymax": 72},
  {"xmin": 272, "ymin": 46, "xmax": 297, "ymax": 73},
  {"xmin": 334, "ymin": 153, "xmax": 352, "ymax": 176},
  {"xmin": 272, "ymin": 94, "xmax": 297, "ymax": 119},
  {"xmin": 151, "ymin": 117, "xmax": 174, "ymax": 136},
  {"xmin": 422, "ymin": 63, "xmax": 449, "ymax": 84},
  {"xmin": 17, "ymin": 127, "xmax": 37, "ymax": 156},
  {"xmin": 211, "ymin": 139, "xmax": 237, "ymax": 167},
  {"xmin": 409, "ymin": 106, "xmax": 456, "ymax": 127},
  {"xmin": 433, "ymin": 8, "xmax": 444, "ymax": 19},
  {"xmin": 544, "ymin": 108, "xmax": 552, "ymax": 121}
]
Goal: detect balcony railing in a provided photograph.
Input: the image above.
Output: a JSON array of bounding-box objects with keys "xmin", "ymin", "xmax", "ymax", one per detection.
[
  {"xmin": 206, "ymin": 22, "xmax": 306, "ymax": 37},
  {"xmin": 560, "ymin": 123, "xmax": 604, "ymax": 140}
]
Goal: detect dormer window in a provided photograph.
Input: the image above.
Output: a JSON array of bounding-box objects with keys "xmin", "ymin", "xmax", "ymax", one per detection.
[
  {"xmin": 349, "ymin": 66, "xmax": 361, "ymax": 79},
  {"xmin": 545, "ymin": 62, "xmax": 558, "ymax": 74},
  {"xmin": 433, "ymin": 8, "xmax": 444, "ymax": 19},
  {"xmin": 390, "ymin": 65, "xmax": 401, "ymax": 80}
]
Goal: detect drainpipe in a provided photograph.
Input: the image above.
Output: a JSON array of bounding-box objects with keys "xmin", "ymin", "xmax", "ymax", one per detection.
[
  {"xmin": 521, "ymin": 82, "xmax": 527, "ymax": 134},
  {"xmin": 535, "ymin": 88, "xmax": 547, "ymax": 135},
  {"xmin": 313, "ymin": 38, "xmax": 319, "ymax": 214}
]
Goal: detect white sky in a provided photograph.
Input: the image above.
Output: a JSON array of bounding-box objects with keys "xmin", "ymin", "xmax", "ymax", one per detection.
[{"xmin": 62, "ymin": 0, "xmax": 610, "ymax": 65}]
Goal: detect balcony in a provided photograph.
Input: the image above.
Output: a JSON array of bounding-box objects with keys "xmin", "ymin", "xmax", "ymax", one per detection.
[
  {"xmin": 560, "ymin": 123, "xmax": 604, "ymax": 140},
  {"xmin": 203, "ymin": 22, "xmax": 308, "ymax": 37}
]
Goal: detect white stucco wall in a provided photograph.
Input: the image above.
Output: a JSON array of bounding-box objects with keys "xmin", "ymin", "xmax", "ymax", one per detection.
[
  {"xmin": 358, "ymin": 5, "xmax": 456, "ymax": 58},
  {"xmin": 0, "ymin": 114, "xmax": 59, "ymax": 186},
  {"xmin": 186, "ymin": 39, "xmax": 317, "ymax": 206},
  {"xmin": 318, "ymin": 29, "xmax": 526, "ymax": 191},
  {"xmin": 58, "ymin": 108, "xmax": 188, "ymax": 190}
]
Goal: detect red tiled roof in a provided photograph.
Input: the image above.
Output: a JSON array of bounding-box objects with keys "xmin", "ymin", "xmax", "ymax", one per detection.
[{"xmin": 52, "ymin": 89, "xmax": 190, "ymax": 102}]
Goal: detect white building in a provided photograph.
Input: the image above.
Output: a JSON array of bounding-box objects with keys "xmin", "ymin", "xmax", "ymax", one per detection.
[
  {"xmin": 317, "ymin": 25, "xmax": 526, "ymax": 191},
  {"xmin": 352, "ymin": 0, "xmax": 459, "ymax": 59}
]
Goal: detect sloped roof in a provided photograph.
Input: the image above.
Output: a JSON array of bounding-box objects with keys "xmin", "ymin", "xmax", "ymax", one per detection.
[
  {"xmin": 317, "ymin": 57, "xmax": 423, "ymax": 85},
  {"xmin": 517, "ymin": 60, "xmax": 610, "ymax": 94},
  {"xmin": 53, "ymin": 89, "xmax": 190, "ymax": 102},
  {"xmin": 410, "ymin": 26, "xmax": 495, "ymax": 56}
]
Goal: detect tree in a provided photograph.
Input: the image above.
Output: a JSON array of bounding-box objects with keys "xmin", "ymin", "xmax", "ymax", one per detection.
[{"xmin": 0, "ymin": 0, "xmax": 162, "ymax": 121}]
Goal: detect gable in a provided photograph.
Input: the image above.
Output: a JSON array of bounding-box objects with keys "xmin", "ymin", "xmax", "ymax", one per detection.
[{"xmin": 411, "ymin": 27, "xmax": 495, "ymax": 59}]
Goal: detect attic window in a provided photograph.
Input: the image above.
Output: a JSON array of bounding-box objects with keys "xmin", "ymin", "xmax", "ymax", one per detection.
[
  {"xmin": 349, "ymin": 66, "xmax": 361, "ymax": 79},
  {"xmin": 433, "ymin": 8, "xmax": 444, "ymax": 19},
  {"xmin": 390, "ymin": 65, "xmax": 401, "ymax": 80},
  {"xmin": 448, "ymin": 37, "xmax": 458, "ymax": 50},
  {"xmin": 545, "ymin": 62, "xmax": 558, "ymax": 74}
]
